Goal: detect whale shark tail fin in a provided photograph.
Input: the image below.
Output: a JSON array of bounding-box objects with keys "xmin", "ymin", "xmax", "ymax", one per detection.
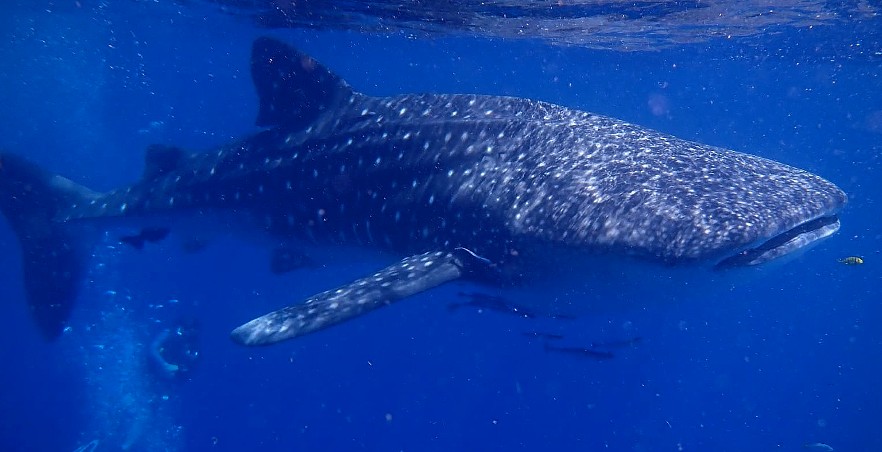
[
  {"xmin": 0, "ymin": 153, "xmax": 101, "ymax": 340},
  {"xmin": 251, "ymin": 36, "xmax": 355, "ymax": 129}
]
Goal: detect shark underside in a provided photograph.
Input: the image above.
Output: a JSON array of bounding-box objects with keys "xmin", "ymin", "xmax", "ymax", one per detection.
[{"xmin": 0, "ymin": 37, "xmax": 846, "ymax": 345}]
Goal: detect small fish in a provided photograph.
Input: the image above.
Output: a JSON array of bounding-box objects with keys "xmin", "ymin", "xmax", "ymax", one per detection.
[
  {"xmin": 587, "ymin": 337, "xmax": 643, "ymax": 349},
  {"xmin": 838, "ymin": 256, "xmax": 864, "ymax": 265},
  {"xmin": 543, "ymin": 343, "xmax": 615, "ymax": 360},
  {"xmin": 119, "ymin": 227, "xmax": 171, "ymax": 250},
  {"xmin": 522, "ymin": 331, "xmax": 565, "ymax": 341},
  {"xmin": 541, "ymin": 336, "xmax": 642, "ymax": 360},
  {"xmin": 448, "ymin": 292, "xmax": 538, "ymax": 318}
]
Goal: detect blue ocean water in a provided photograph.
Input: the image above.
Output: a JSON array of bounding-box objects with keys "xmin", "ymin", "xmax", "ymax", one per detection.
[{"xmin": 1, "ymin": 2, "xmax": 880, "ymax": 451}]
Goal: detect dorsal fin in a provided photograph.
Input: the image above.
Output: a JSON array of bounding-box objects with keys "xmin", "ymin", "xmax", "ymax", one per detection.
[
  {"xmin": 144, "ymin": 144, "xmax": 184, "ymax": 180},
  {"xmin": 251, "ymin": 37, "xmax": 353, "ymax": 128}
]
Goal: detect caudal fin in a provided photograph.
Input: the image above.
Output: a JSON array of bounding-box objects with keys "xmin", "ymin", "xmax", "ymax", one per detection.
[{"xmin": 0, "ymin": 153, "xmax": 99, "ymax": 339}]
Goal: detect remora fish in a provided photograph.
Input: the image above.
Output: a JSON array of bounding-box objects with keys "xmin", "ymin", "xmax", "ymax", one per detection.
[{"xmin": 0, "ymin": 37, "xmax": 846, "ymax": 344}]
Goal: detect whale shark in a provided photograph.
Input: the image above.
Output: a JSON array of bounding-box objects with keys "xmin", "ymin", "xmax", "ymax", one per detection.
[{"xmin": 0, "ymin": 37, "xmax": 846, "ymax": 345}]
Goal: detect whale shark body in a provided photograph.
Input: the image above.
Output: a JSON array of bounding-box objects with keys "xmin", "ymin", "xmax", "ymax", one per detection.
[{"xmin": 0, "ymin": 38, "xmax": 846, "ymax": 345}]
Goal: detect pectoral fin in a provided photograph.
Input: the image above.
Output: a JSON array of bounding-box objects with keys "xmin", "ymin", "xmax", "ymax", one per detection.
[{"xmin": 231, "ymin": 251, "xmax": 466, "ymax": 346}]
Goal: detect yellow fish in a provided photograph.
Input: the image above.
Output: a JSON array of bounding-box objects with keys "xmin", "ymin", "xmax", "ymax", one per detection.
[{"xmin": 838, "ymin": 256, "xmax": 864, "ymax": 265}]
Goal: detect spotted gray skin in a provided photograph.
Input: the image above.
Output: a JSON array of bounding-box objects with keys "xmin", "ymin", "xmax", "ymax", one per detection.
[
  {"xmin": 0, "ymin": 37, "xmax": 846, "ymax": 343},
  {"xmin": 232, "ymin": 251, "xmax": 463, "ymax": 345}
]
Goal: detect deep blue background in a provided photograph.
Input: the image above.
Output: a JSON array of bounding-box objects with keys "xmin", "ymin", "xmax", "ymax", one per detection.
[{"xmin": 1, "ymin": 2, "xmax": 879, "ymax": 451}]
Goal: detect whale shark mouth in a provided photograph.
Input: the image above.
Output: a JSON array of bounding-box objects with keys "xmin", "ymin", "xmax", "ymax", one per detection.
[{"xmin": 715, "ymin": 214, "xmax": 841, "ymax": 269}]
